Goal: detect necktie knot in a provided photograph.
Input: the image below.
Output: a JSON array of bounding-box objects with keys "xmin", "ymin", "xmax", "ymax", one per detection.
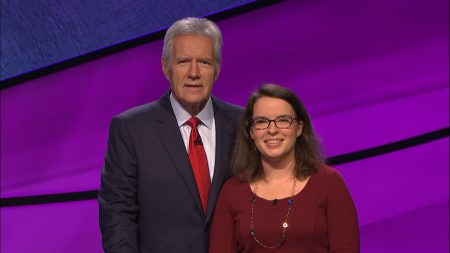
[
  {"xmin": 187, "ymin": 117, "xmax": 201, "ymax": 128},
  {"xmin": 187, "ymin": 117, "xmax": 202, "ymax": 145}
]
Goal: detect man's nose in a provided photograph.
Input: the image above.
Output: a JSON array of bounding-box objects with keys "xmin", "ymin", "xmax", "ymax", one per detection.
[{"xmin": 188, "ymin": 61, "xmax": 200, "ymax": 79}]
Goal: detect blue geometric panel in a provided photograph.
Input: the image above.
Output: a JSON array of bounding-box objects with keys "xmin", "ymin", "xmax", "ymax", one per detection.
[{"xmin": 0, "ymin": 0, "xmax": 258, "ymax": 81}]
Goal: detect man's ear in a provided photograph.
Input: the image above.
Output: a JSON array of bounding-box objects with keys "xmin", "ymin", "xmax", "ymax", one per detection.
[
  {"xmin": 214, "ymin": 64, "xmax": 221, "ymax": 81},
  {"xmin": 161, "ymin": 57, "xmax": 170, "ymax": 81}
]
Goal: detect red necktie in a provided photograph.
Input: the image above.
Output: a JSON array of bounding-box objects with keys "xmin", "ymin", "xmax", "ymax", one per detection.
[{"xmin": 186, "ymin": 117, "xmax": 211, "ymax": 213}]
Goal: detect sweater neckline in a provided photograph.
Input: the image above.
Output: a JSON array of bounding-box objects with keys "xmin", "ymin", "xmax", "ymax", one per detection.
[{"xmin": 247, "ymin": 173, "xmax": 314, "ymax": 203}]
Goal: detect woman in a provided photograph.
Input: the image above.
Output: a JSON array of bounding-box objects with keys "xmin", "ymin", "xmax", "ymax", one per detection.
[{"xmin": 209, "ymin": 84, "xmax": 359, "ymax": 252}]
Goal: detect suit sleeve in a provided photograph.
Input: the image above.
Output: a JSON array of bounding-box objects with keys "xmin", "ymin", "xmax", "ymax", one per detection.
[
  {"xmin": 98, "ymin": 116, "xmax": 139, "ymax": 253},
  {"xmin": 327, "ymin": 171, "xmax": 360, "ymax": 253},
  {"xmin": 209, "ymin": 182, "xmax": 238, "ymax": 253}
]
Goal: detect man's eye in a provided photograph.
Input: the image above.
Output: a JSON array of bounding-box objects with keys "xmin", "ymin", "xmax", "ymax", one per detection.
[{"xmin": 199, "ymin": 60, "xmax": 211, "ymax": 65}]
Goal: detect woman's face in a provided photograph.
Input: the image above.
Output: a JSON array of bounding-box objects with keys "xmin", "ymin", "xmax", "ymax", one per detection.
[{"xmin": 250, "ymin": 96, "xmax": 303, "ymax": 164}]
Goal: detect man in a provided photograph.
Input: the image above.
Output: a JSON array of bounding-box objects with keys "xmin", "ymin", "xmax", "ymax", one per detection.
[{"xmin": 99, "ymin": 17, "xmax": 242, "ymax": 253}]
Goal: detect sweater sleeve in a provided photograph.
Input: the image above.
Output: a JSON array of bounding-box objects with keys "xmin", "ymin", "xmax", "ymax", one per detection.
[
  {"xmin": 209, "ymin": 181, "xmax": 238, "ymax": 253},
  {"xmin": 327, "ymin": 171, "xmax": 360, "ymax": 253}
]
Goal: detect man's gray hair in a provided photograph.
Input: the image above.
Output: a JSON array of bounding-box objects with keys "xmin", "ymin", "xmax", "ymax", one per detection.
[{"xmin": 162, "ymin": 17, "xmax": 222, "ymax": 71}]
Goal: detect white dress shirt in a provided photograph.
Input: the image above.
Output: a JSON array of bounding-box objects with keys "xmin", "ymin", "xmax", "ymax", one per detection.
[{"xmin": 169, "ymin": 93, "xmax": 216, "ymax": 181}]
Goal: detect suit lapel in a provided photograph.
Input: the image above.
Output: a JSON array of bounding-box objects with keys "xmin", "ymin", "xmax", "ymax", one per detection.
[
  {"xmin": 205, "ymin": 99, "xmax": 236, "ymax": 222},
  {"xmin": 155, "ymin": 93, "xmax": 204, "ymax": 215},
  {"xmin": 154, "ymin": 93, "xmax": 239, "ymax": 221}
]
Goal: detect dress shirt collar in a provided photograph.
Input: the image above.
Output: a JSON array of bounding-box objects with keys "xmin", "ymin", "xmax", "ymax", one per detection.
[{"xmin": 169, "ymin": 92, "xmax": 214, "ymax": 129}]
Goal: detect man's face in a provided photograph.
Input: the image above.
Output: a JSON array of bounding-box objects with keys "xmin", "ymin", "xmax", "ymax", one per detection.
[{"xmin": 162, "ymin": 35, "xmax": 219, "ymax": 115}]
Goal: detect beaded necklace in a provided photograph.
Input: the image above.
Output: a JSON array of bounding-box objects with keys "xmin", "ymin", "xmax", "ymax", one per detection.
[{"xmin": 249, "ymin": 178, "xmax": 297, "ymax": 249}]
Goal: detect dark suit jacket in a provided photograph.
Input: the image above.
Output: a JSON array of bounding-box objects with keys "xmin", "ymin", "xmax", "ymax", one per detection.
[{"xmin": 99, "ymin": 91, "xmax": 243, "ymax": 253}]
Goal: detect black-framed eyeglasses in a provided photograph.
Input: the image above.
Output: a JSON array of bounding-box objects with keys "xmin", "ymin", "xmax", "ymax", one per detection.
[{"xmin": 251, "ymin": 116, "xmax": 298, "ymax": 130}]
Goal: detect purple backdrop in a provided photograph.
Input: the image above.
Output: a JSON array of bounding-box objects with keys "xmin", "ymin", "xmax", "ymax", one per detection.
[{"xmin": 1, "ymin": 0, "xmax": 448, "ymax": 252}]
